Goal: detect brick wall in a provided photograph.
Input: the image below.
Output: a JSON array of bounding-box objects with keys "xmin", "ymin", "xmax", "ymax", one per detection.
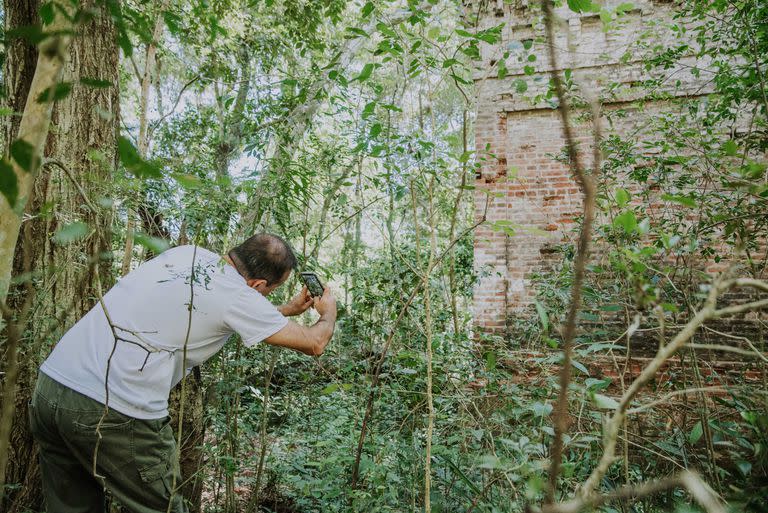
[{"xmin": 471, "ymin": 0, "xmax": 717, "ymax": 334}]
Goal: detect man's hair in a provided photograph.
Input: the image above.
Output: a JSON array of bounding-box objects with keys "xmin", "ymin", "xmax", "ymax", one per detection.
[{"xmin": 228, "ymin": 233, "xmax": 297, "ymax": 285}]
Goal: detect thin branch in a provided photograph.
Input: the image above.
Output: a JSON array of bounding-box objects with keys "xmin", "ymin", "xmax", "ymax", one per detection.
[
  {"xmin": 626, "ymin": 386, "xmax": 729, "ymax": 415},
  {"xmin": 319, "ymin": 196, "xmax": 385, "ymax": 246},
  {"xmin": 350, "ymin": 200, "xmax": 489, "ymax": 488},
  {"xmin": 168, "ymin": 243, "xmax": 198, "ymax": 512},
  {"xmin": 147, "ymin": 74, "xmax": 200, "ymax": 137},
  {"xmin": 578, "ymin": 275, "xmax": 768, "ymax": 496},
  {"xmin": 535, "ymin": 471, "xmax": 726, "ymax": 513},
  {"xmin": 43, "ymin": 159, "xmax": 99, "ymax": 213},
  {"xmin": 685, "ymin": 342, "xmax": 768, "ymax": 363},
  {"xmin": 542, "ymin": 0, "xmax": 600, "ymax": 503}
]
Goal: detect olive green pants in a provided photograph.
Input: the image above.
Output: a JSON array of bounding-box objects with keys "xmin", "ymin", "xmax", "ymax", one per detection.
[{"xmin": 29, "ymin": 372, "xmax": 187, "ymax": 513}]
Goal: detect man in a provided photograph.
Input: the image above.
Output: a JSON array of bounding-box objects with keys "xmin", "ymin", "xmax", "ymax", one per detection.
[{"xmin": 29, "ymin": 233, "xmax": 336, "ymax": 512}]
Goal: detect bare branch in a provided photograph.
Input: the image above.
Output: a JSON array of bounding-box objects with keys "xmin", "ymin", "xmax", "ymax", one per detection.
[
  {"xmin": 43, "ymin": 159, "xmax": 99, "ymax": 214},
  {"xmin": 535, "ymin": 471, "xmax": 726, "ymax": 513},
  {"xmin": 541, "ymin": 0, "xmax": 600, "ymax": 502}
]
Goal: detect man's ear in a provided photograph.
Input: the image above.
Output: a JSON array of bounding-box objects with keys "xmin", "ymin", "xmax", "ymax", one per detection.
[{"xmin": 246, "ymin": 278, "xmax": 268, "ymax": 290}]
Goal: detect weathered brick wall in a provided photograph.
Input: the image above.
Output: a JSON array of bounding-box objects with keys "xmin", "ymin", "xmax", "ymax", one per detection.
[{"xmin": 472, "ymin": 0, "xmax": 716, "ymax": 334}]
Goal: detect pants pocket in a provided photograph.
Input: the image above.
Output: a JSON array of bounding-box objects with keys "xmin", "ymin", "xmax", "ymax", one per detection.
[
  {"xmin": 66, "ymin": 408, "xmax": 135, "ymax": 479},
  {"xmin": 133, "ymin": 417, "xmax": 176, "ymax": 484}
]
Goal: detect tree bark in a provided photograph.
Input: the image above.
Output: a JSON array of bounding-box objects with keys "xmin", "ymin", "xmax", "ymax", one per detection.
[
  {"xmin": 1, "ymin": 2, "xmax": 119, "ymax": 510},
  {"xmin": 169, "ymin": 369, "xmax": 206, "ymax": 513},
  {"xmin": 0, "ymin": 3, "xmax": 72, "ymax": 306}
]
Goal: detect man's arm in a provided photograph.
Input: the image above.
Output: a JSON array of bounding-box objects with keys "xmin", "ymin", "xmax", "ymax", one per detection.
[{"xmin": 264, "ymin": 287, "xmax": 336, "ymax": 356}]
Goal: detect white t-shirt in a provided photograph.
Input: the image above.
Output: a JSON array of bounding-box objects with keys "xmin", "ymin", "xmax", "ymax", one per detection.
[{"xmin": 41, "ymin": 245, "xmax": 288, "ymax": 419}]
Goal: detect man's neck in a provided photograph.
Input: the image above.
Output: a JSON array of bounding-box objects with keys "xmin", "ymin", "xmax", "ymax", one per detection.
[{"xmin": 224, "ymin": 251, "xmax": 245, "ymax": 279}]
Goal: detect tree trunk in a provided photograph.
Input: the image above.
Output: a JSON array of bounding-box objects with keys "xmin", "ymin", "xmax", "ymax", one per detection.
[
  {"xmin": 1, "ymin": 0, "xmax": 39, "ymax": 153},
  {"xmin": 169, "ymin": 369, "xmax": 206, "ymax": 513},
  {"xmin": 1, "ymin": 2, "xmax": 119, "ymax": 510}
]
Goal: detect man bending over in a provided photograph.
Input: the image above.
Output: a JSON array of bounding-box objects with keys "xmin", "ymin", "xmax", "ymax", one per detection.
[{"xmin": 30, "ymin": 233, "xmax": 336, "ymax": 512}]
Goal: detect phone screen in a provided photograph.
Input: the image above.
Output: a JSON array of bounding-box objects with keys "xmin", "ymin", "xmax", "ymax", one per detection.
[{"xmin": 300, "ymin": 272, "xmax": 325, "ymax": 297}]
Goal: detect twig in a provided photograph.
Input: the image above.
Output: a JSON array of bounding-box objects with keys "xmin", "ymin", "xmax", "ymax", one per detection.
[
  {"xmin": 534, "ymin": 470, "xmax": 726, "ymax": 513},
  {"xmin": 578, "ymin": 275, "xmax": 768, "ymax": 496},
  {"xmin": 542, "ymin": 0, "xmax": 600, "ymax": 503},
  {"xmin": 168, "ymin": 243, "xmax": 198, "ymax": 513},
  {"xmin": 685, "ymin": 342, "xmax": 768, "ymax": 363},
  {"xmin": 350, "ymin": 204, "xmax": 489, "ymax": 488},
  {"xmin": 148, "ymin": 74, "xmax": 200, "ymax": 137},
  {"xmin": 318, "ymin": 195, "xmax": 385, "ymax": 246},
  {"xmin": 43, "ymin": 159, "xmax": 99, "ymax": 213},
  {"xmin": 626, "ymin": 386, "xmax": 729, "ymax": 415}
]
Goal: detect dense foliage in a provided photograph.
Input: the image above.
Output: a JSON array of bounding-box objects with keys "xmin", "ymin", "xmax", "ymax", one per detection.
[{"xmin": 0, "ymin": 0, "xmax": 766, "ymax": 512}]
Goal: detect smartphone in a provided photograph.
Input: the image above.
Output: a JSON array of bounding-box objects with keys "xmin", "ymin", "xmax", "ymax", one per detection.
[{"xmin": 300, "ymin": 272, "xmax": 325, "ymax": 297}]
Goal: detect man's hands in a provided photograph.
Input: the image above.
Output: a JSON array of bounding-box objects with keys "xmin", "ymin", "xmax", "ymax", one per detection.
[
  {"xmin": 278, "ymin": 286, "xmax": 314, "ymax": 317},
  {"xmin": 313, "ymin": 287, "xmax": 337, "ymax": 320},
  {"xmin": 266, "ymin": 286, "xmax": 337, "ymax": 356},
  {"xmin": 278, "ymin": 286, "xmax": 337, "ymax": 320}
]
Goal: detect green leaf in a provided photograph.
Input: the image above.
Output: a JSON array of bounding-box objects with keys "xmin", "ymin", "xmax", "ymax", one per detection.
[
  {"xmin": 361, "ymin": 1, "xmax": 374, "ymax": 17},
  {"xmin": 10, "ymin": 139, "xmax": 36, "ymax": 172},
  {"xmin": 736, "ymin": 460, "xmax": 752, "ymax": 477},
  {"xmin": 585, "ymin": 378, "xmax": 610, "ymax": 390},
  {"xmin": 478, "ymin": 455, "xmax": 503, "ymax": 469},
  {"xmin": 475, "ymin": 24, "xmax": 503, "ymax": 44},
  {"xmin": 722, "ymin": 140, "xmax": 738, "ymax": 156},
  {"xmin": 39, "ymin": 2, "xmax": 55, "ymax": 25},
  {"xmin": 354, "ymin": 63, "xmax": 375, "ymax": 82},
  {"xmin": 534, "ymin": 299, "xmax": 549, "ymax": 331},
  {"xmin": 36, "ymin": 82, "xmax": 73, "ymax": 103},
  {"xmin": 567, "ymin": 0, "xmax": 594, "ymax": 13},
  {"xmin": 661, "ymin": 193, "xmax": 696, "ymax": 208},
  {"xmin": 162, "ymin": 10, "xmax": 182, "ymax": 35},
  {"xmin": 523, "ymin": 65, "xmax": 535, "ymax": 75},
  {"xmin": 80, "ymin": 77, "xmax": 113, "ymax": 88},
  {"xmin": 593, "ymin": 393, "xmax": 619, "ymax": 410},
  {"xmin": 53, "ymin": 222, "xmax": 89, "ymax": 245},
  {"xmin": 532, "ymin": 402, "xmax": 553, "ymax": 417},
  {"xmin": 118, "ymin": 29, "xmax": 133, "ymax": 57},
  {"xmin": 172, "ymin": 173, "xmax": 201, "ymax": 189},
  {"xmin": 0, "ymin": 159, "xmax": 19, "ymax": 208},
  {"xmin": 514, "ymin": 79, "xmax": 528, "ymax": 93},
  {"xmin": 118, "ymin": 136, "xmax": 162, "ymax": 178},
  {"xmin": 134, "ymin": 233, "xmax": 170, "ymax": 254},
  {"xmin": 613, "ymin": 210, "xmax": 637, "ymax": 233},
  {"xmin": 689, "ymin": 421, "xmax": 703, "ymax": 445},
  {"xmin": 497, "ymin": 59, "xmax": 507, "ymax": 79},
  {"xmin": 369, "ymin": 123, "xmax": 382, "ymax": 139},
  {"xmin": 321, "ymin": 383, "xmax": 340, "ymax": 395},
  {"xmin": 615, "ymin": 188, "xmax": 630, "ymax": 207},
  {"xmin": 485, "ymin": 351, "xmax": 496, "ymax": 371},
  {"xmin": 437, "ymin": 455, "xmax": 481, "ymax": 494},
  {"xmin": 347, "ymin": 27, "xmax": 369, "ymax": 38},
  {"xmin": 572, "ymin": 360, "xmax": 589, "ymax": 375},
  {"xmin": 6, "ymin": 25, "xmax": 48, "ymax": 45},
  {"xmin": 362, "ymin": 101, "xmax": 376, "ymax": 119}
]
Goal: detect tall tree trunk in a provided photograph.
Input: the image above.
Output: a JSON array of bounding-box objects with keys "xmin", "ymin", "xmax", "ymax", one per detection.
[
  {"xmin": 1, "ymin": 0, "xmax": 39, "ymax": 153},
  {"xmin": 169, "ymin": 369, "xmax": 206, "ymax": 513},
  {"xmin": 1, "ymin": 2, "xmax": 119, "ymax": 510}
]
